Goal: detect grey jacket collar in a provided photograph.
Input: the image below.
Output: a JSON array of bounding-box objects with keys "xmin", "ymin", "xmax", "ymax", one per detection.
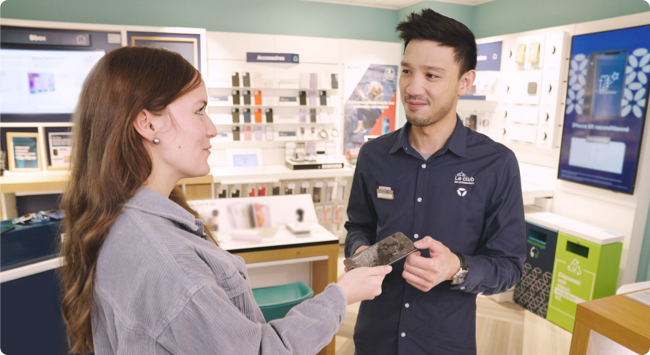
[{"xmin": 123, "ymin": 187, "xmax": 205, "ymax": 237}]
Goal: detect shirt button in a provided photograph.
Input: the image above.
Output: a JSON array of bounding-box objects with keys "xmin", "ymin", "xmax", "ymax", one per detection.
[
  {"xmin": 422, "ymin": 164, "xmax": 426, "ymax": 168},
  {"xmin": 405, "ymin": 303, "xmax": 410, "ymax": 308},
  {"xmin": 417, "ymin": 197, "xmax": 422, "ymax": 202},
  {"xmin": 414, "ymin": 234, "xmax": 419, "ymax": 239},
  {"xmin": 401, "ymin": 332, "xmax": 406, "ymax": 338}
]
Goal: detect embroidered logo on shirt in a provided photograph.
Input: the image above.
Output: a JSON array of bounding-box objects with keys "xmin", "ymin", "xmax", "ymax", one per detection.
[
  {"xmin": 457, "ymin": 188, "xmax": 468, "ymax": 196},
  {"xmin": 454, "ymin": 172, "xmax": 475, "ymax": 185}
]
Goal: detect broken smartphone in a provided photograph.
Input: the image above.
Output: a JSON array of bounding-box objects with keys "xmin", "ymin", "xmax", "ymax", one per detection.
[{"xmin": 344, "ymin": 232, "xmax": 417, "ymax": 270}]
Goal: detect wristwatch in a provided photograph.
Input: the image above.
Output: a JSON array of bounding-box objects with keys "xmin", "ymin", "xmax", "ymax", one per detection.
[{"xmin": 451, "ymin": 252, "xmax": 468, "ymax": 285}]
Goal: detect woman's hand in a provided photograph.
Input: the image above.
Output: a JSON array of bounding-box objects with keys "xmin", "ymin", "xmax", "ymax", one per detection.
[{"xmin": 337, "ymin": 265, "xmax": 391, "ymax": 305}]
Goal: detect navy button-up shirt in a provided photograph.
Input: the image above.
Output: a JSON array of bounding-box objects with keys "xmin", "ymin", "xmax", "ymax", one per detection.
[{"xmin": 345, "ymin": 117, "xmax": 526, "ymax": 355}]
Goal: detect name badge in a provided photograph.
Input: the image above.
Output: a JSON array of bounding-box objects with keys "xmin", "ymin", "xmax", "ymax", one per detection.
[{"xmin": 377, "ymin": 188, "xmax": 394, "ymax": 200}]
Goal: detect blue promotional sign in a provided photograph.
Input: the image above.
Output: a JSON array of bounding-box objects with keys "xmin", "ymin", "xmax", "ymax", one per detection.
[
  {"xmin": 460, "ymin": 41, "xmax": 502, "ymax": 100},
  {"xmin": 476, "ymin": 41, "xmax": 502, "ymax": 71},
  {"xmin": 558, "ymin": 25, "xmax": 650, "ymax": 194},
  {"xmin": 247, "ymin": 52, "xmax": 299, "ymax": 63}
]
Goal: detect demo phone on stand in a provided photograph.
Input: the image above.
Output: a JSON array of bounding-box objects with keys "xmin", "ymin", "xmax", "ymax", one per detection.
[{"xmin": 583, "ymin": 50, "xmax": 627, "ymax": 121}]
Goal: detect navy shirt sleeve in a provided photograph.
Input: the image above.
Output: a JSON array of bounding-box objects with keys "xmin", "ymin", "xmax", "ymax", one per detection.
[
  {"xmin": 344, "ymin": 146, "xmax": 377, "ymax": 258},
  {"xmin": 451, "ymin": 150, "xmax": 526, "ymax": 295}
]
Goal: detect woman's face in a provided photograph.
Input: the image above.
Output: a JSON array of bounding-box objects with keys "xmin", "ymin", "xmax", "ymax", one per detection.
[{"xmin": 154, "ymin": 81, "xmax": 216, "ymax": 181}]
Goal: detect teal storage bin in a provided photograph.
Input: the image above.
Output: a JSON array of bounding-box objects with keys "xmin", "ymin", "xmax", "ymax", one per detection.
[{"xmin": 252, "ymin": 281, "xmax": 314, "ymax": 322}]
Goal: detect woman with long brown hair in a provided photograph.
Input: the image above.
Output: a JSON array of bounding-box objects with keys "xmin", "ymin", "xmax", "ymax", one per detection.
[{"xmin": 59, "ymin": 46, "xmax": 390, "ymax": 355}]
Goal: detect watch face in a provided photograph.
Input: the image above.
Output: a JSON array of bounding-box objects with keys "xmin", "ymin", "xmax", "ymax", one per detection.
[{"xmin": 452, "ymin": 270, "xmax": 468, "ymax": 285}]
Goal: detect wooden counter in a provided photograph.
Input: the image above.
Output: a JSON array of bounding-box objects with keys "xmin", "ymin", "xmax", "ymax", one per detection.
[{"xmin": 570, "ymin": 288, "xmax": 650, "ymax": 355}]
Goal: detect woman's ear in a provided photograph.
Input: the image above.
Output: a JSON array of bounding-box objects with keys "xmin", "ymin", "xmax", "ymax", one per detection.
[{"xmin": 133, "ymin": 109, "xmax": 157, "ymax": 143}]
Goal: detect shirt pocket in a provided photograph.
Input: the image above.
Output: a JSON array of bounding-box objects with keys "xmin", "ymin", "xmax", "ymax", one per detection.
[{"xmin": 215, "ymin": 269, "xmax": 250, "ymax": 299}]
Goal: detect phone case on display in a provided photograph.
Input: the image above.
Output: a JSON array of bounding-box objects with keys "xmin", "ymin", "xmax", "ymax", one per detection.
[
  {"xmin": 253, "ymin": 72, "xmax": 263, "ymax": 88},
  {"xmin": 272, "ymin": 184, "xmax": 281, "ymax": 196},
  {"xmin": 309, "ymin": 73, "xmax": 318, "ymax": 89},
  {"xmin": 254, "ymin": 108, "xmax": 263, "ymax": 123},
  {"xmin": 310, "ymin": 109, "xmax": 317, "ymax": 123},
  {"xmin": 231, "ymin": 108, "xmax": 240, "ymax": 123},
  {"xmin": 218, "ymin": 187, "xmax": 228, "ymax": 198},
  {"xmin": 319, "ymin": 91, "xmax": 327, "ymax": 106},
  {"xmin": 257, "ymin": 184, "xmax": 266, "ymax": 196},
  {"xmin": 232, "ymin": 126, "xmax": 240, "ymax": 141},
  {"xmin": 307, "ymin": 91, "xmax": 316, "ymax": 106},
  {"xmin": 299, "ymin": 91, "xmax": 307, "ymax": 106},
  {"xmin": 253, "ymin": 126, "xmax": 263, "ymax": 141},
  {"xmin": 299, "ymin": 108, "xmax": 307, "ymax": 123},
  {"xmin": 254, "ymin": 90, "xmax": 262, "ymax": 105},
  {"xmin": 300, "ymin": 73, "xmax": 309, "ymax": 88},
  {"xmin": 231, "ymin": 186, "xmax": 241, "ymax": 198},
  {"xmin": 515, "ymin": 44, "xmax": 527, "ymax": 64},
  {"xmin": 265, "ymin": 126, "xmax": 274, "ymax": 141},
  {"xmin": 528, "ymin": 43, "xmax": 541, "ymax": 63},
  {"xmin": 232, "ymin": 90, "xmax": 240, "ymax": 105},
  {"xmin": 247, "ymin": 186, "xmax": 256, "ymax": 197},
  {"xmin": 243, "ymin": 108, "xmax": 251, "ymax": 123},
  {"xmin": 243, "ymin": 90, "xmax": 251, "ymax": 105},
  {"xmin": 331, "ymin": 74, "xmax": 339, "ymax": 89},
  {"xmin": 231, "ymin": 72, "xmax": 240, "ymax": 87},
  {"xmin": 243, "ymin": 126, "xmax": 252, "ymax": 141},
  {"xmin": 242, "ymin": 72, "xmax": 250, "ymax": 87},
  {"xmin": 265, "ymin": 108, "xmax": 273, "ymax": 123}
]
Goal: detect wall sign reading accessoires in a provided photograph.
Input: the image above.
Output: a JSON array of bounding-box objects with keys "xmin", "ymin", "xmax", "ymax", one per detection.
[
  {"xmin": 558, "ymin": 24, "xmax": 650, "ymax": 194},
  {"xmin": 246, "ymin": 52, "xmax": 299, "ymax": 63}
]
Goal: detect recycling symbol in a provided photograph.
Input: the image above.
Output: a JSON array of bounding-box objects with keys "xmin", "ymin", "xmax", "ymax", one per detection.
[{"xmin": 568, "ymin": 259, "xmax": 582, "ymax": 275}]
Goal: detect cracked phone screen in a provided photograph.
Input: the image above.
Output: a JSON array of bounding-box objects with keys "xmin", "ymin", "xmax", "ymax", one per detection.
[{"xmin": 344, "ymin": 232, "xmax": 417, "ymax": 270}]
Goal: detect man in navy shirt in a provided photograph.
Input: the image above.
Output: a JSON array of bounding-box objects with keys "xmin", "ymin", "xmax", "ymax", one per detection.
[{"xmin": 344, "ymin": 9, "xmax": 526, "ymax": 355}]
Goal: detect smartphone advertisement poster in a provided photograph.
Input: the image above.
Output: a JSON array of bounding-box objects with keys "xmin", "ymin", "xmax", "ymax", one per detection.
[
  {"xmin": 558, "ymin": 25, "xmax": 650, "ymax": 194},
  {"xmin": 343, "ymin": 64, "xmax": 398, "ymax": 155}
]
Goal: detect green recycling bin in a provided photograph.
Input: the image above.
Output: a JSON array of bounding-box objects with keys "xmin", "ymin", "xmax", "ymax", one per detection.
[
  {"xmin": 252, "ymin": 281, "xmax": 314, "ymax": 322},
  {"xmin": 546, "ymin": 221, "xmax": 623, "ymax": 332}
]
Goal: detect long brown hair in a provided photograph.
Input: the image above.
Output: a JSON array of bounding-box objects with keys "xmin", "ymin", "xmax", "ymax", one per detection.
[{"xmin": 60, "ymin": 46, "xmax": 216, "ymax": 354}]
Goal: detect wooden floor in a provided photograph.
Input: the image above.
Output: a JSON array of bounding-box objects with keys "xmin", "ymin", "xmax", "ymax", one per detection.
[{"xmin": 334, "ymin": 246, "xmax": 573, "ymax": 355}]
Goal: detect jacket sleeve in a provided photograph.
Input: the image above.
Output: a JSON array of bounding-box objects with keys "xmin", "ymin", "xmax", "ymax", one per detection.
[
  {"xmin": 156, "ymin": 283, "xmax": 347, "ymax": 355},
  {"xmin": 344, "ymin": 146, "xmax": 378, "ymax": 258},
  {"xmin": 451, "ymin": 151, "xmax": 527, "ymax": 295}
]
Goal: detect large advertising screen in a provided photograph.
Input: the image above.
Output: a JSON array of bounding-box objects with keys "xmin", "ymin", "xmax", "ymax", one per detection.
[
  {"xmin": 0, "ymin": 49, "xmax": 105, "ymax": 114},
  {"xmin": 558, "ymin": 25, "xmax": 650, "ymax": 194}
]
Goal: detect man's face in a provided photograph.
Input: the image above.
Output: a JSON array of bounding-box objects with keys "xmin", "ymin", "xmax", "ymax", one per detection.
[{"xmin": 399, "ymin": 39, "xmax": 469, "ymax": 127}]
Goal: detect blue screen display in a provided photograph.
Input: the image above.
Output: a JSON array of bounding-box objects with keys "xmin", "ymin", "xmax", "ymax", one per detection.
[
  {"xmin": 233, "ymin": 154, "xmax": 258, "ymax": 167},
  {"xmin": 558, "ymin": 25, "xmax": 650, "ymax": 194}
]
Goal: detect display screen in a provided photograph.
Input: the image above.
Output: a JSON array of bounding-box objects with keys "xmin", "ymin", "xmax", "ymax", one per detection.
[
  {"xmin": 232, "ymin": 154, "xmax": 259, "ymax": 167},
  {"xmin": 558, "ymin": 25, "xmax": 650, "ymax": 194},
  {"xmin": 0, "ymin": 49, "xmax": 105, "ymax": 114}
]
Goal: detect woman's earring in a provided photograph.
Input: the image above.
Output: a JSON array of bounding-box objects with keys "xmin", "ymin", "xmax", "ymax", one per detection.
[{"xmin": 153, "ymin": 138, "xmax": 160, "ymax": 145}]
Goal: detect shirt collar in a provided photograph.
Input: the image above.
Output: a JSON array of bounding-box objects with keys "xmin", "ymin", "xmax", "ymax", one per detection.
[
  {"xmin": 123, "ymin": 187, "xmax": 206, "ymax": 237},
  {"xmin": 389, "ymin": 114, "xmax": 467, "ymax": 158}
]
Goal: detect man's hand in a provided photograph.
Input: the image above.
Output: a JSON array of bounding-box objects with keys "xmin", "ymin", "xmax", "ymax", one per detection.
[{"xmin": 402, "ymin": 237, "xmax": 460, "ymax": 292}]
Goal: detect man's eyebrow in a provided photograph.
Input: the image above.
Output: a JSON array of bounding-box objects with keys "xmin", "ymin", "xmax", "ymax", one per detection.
[{"xmin": 400, "ymin": 62, "xmax": 446, "ymax": 72}]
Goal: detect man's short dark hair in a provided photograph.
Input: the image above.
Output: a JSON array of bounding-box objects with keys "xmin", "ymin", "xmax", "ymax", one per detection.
[{"xmin": 396, "ymin": 9, "xmax": 477, "ymax": 76}]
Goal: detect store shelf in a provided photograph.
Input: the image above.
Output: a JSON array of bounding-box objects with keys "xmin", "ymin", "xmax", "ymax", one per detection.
[
  {"xmin": 208, "ymin": 86, "xmax": 339, "ymax": 91},
  {"xmin": 210, "ymin": 164, "xmax": 354, "ymax": 185},
  {"xmin": 207, "ymin": 105, "xmax": 337, "ymax": 109},
  {"xmin": 0, "ymin": 171, "xmax": 213, "ymax": 194}
]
